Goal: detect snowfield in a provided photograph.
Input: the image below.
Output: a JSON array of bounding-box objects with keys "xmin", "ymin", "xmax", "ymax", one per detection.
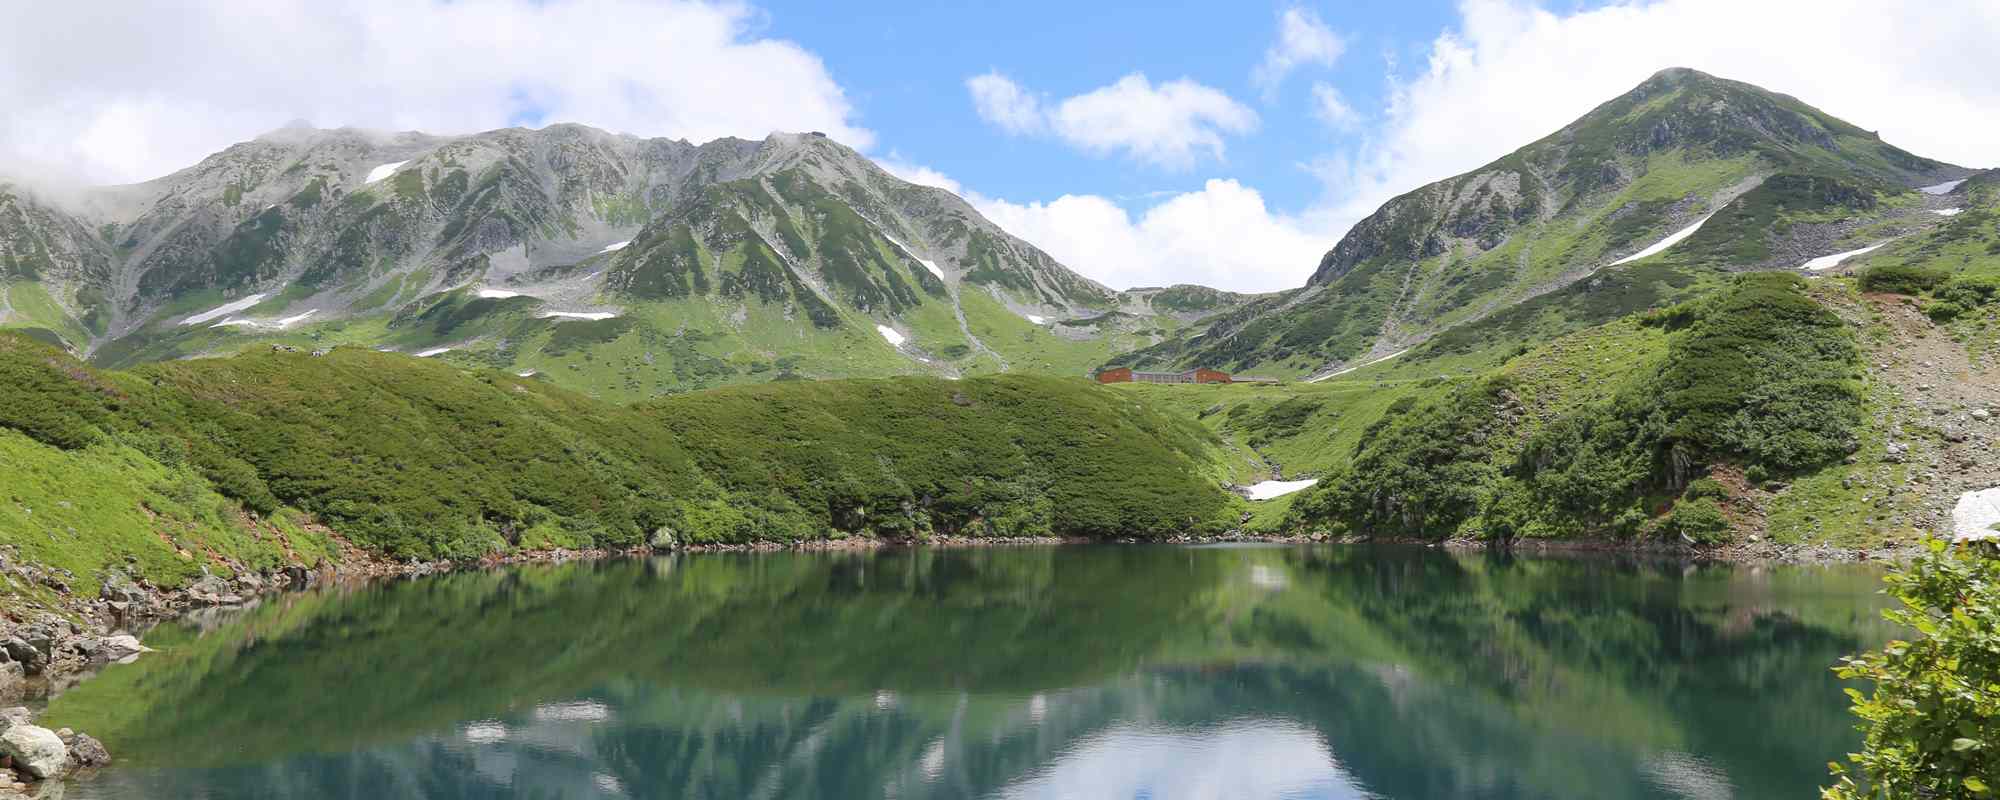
[
  {"xmin": 415, "ymin": 347, "xmax": 453, "ymax": 358},
  {"xmin": 537, "ymin": 311, "xmax": 617, "ymax": 321},
  {"xmin": 1609, "ymin": 213, "xmax": 1715, "ymax": 266},
  {"xmin": 598, "ymin": 241, "xmax": 630, "ymax": 254},
  {"xmin": 277, "ymin": 310, "xmax": 317, "ymax": 327},
  {"xmin": 1308, "ymin": 348, "xmax": 1410, "ymax": 383},
  {"xmin": 1954, "ymin": 487, "xmax": 2000, "ymax": 542},
  {"xmin": 1920, "ymin": 179, "xmax": 1967, "ymax": 195},
  {"xmin": 875, "ymin": 324, "xmax": 907, "ymax": 346},
  {"xmin": 1802, "ymin": 242, "xmax": 1890, "ymax": 272},
  {"xmin": 1243, "ymin": 479, "xmax": 1318, "ymax": 500},
  {"xmin": 180, "ymin": 294, "xmax": 267, "ymax": 326},
  {"xmin": 364, "ymin": 161, "xmax": 409, "ymax": 184},
  {"xmin": 476, "ymin": 289, "xmax": 523, "ymax": 299},
  {"xmin": 1933, "ymin": 208, "xmax": 1964, "ymax": 217},
  {"xmin": 1025, "ymin": 314, "xmax": 1047, "ymax": 325}
]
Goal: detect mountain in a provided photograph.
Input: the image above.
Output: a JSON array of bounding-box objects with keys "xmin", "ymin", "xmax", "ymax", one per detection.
[
  {"xmin": 0, "ymin": 127, "xmax": 1257, "ymax": 398},
  {"xmin": 1114, "ymin": 68, "xmax": 1972, "ymax": 379}
]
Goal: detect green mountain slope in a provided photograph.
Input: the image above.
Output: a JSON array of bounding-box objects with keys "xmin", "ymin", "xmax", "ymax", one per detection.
[
  {"xmin": 0, "ymin": 128, "xmax": 1258, "ymax": 399},
  {"xmin": 1115, "ymin": 68, "xmax": 1970, "ymax": 379},
  {"xmin": 0, "ymin": 331, "xmax": 1233, "ymax": 594}
]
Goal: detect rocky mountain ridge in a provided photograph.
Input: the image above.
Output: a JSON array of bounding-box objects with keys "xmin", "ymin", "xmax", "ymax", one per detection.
[
  {"xmin": 2, "ymin": 126, "xmax": 1254, "ymax": 395},
  {"xmin": 1113, "ymin": 68, "xmax": 1975, "ymax": 379}
]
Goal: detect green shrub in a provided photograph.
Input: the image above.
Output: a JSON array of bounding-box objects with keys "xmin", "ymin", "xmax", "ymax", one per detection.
[
  {"xmin": 1857, "ymin": 265, "xmax": 1950, "ymax": 295},
  {"xmin": 1683, "ymin": 477, "xmax": 1728, "ymax": 500},
  {"xmin": 1662, "ymin": 498, "xmax": 1731, "ymax": 543},
  {"xmin": 1826, "ymin": 539, "xmax": 2000, "ymax": 798},
  {"xmin": 1925, "ymin": 274, "xmax": 2000, "ymax": 322}
]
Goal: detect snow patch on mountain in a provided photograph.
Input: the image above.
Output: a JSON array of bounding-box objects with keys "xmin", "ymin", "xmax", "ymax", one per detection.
[
  {"xmin": 1609, "ymin": 213, "xmax": 1715, "ymax": 266},
  {"xmin": 180, "ymin": 294, "xmax": 267, "ymax": 326},
  {"xmin": 1920, "ymin": 179, "xmax": 1967, "ymax": 195},
  {"xmin": 365, "ymin": 162, "xmax": 409, "ymax": 184},
  {"xmin": 1933, "ymin": 208, "xmax": 1964, "ymax": 217},
  {"xmin": 1025, "ymin": 314, "xmax": 1046, "ymax": 325},
  {"xmin": 477, "ymin": 289, "xmax": 523, "ymax": 299},
  {"xmin": 1242, "ymin": 479, "xmax": 1317, "ymax": 500},
  {"xmin": 1803, "ymin": 242, "xmax": 1890, "ymax": 271},
  {"xmin": 876, "ymin": 324, "xmax": 907, "ymax": 346},
  {"xmin": 538, "ymin": 311, "xmax": 617, "ymax": 321},
  {"xmin": 598, "ymin": 241, "xmax": 630, "ymax": 254},
  {"xmin": 415, "ymin": 346, "xmax": 453, "ymax": 358},
  {"xmin": 881, "ymin": 232, "xmax": 946, "ymax": 280},
  {"xmin": 1308, "ymin": 348, "xmax": 1410, "ymax": 383}
]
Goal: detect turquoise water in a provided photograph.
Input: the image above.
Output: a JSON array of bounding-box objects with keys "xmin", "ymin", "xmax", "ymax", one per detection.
[{"xmin": 48, "ymin": 545, "xmax": 1895, "ymax": 799}]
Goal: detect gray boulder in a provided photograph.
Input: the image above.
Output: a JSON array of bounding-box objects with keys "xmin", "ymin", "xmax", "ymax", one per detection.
[
  {"xmin": 96, "ymin": 636, "xmax": 149, "ymax": 663},
  {"xmin": 68, "ymin": 732, "xmax": 108, "ymax": 768},
  {"xmin": 0, "ymin": 725, "xmax": 66, "ymax": 779}
]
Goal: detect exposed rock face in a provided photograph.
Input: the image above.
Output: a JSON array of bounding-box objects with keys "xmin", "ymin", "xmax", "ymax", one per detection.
[
  {"xmin": 0, "ymin": 725, "xmax": 65, "ymax": 779},
  {"xmin": 3, "ymin": 127, "xmax": 1120, "ymax": 365}
]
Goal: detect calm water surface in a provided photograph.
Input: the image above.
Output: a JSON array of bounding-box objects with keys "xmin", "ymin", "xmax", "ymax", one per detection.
[{"xmin": 46, "ymin": 545, "xmax": 1895, "ymax": 799}]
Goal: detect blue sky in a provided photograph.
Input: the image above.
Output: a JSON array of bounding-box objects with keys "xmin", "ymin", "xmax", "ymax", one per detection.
[
  {"xmin": 754, "ymin": 0, "xmax": 1458, "ymax": 214},
  {"xmin": 5, "ymin": 0, "xmax": 1998, "ymax": 292}
]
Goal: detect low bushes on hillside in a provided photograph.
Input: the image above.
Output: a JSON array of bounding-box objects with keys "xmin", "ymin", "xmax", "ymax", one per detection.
[
  {"xmin": 0, "ymin": 334, "xmax": 1233, "ymax": 577},
  {"xmin": 1289, "ymin": 273, "xmax": 1863, "ymax": 542}
]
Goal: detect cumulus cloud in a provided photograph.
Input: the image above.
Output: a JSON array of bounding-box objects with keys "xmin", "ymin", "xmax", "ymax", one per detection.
[
  {"xmin": 0, "ymin": 0, "xmax": 871, "ymax": 184},
  {"xmin": 966, "ymin": 73, "xmax": 1257, "ymax": 170},
  {"xmin": 1318, "ymin": 0, "xmax": 2000, "ymax": 230},
  {"xmin": 966, "ymin": 72, "xmax": 1046, "ymax": 136},
  {"xmin": 975, "ymin": 180, "xmax": 1336, "ymax": 293},
  {"xmin": 1252, "ymin": 7, "xmax": 1347, "ymax": 97},
  {"xmin": 877, "ymin": 154, "xmax": 964, "ymax": 195}
]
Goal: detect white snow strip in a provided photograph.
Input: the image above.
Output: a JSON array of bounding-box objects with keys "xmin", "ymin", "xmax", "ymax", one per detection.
[
  {"xmin": 1243, "ymin": 479, "xmax": 1318, "ymax": 500},
  {"xmin": 882, "ymin": 233, "xmax": 946, "ymax": 280},
  {"xmin": 1802, "ymin": 242, "xmax": 1890, "ymax": 272},
  {"xmin": 1920, "ymin": 179, "xmax": 1967, "ymax": 195},
  {"xmin": 209, "ymin": 319, "xmax": 258, "ymax": 329},
  {"xmin": 516, "ymin": 370, "xmax": 538, "ymax": 378},
  {"xmin": 1933, "ymin": 208, "xmax": 1964, "ymax": 217},
  {"xmin": 1954, "ymin": 488, "xmax": 2000, "ymax": 542},
  {"xmin": 537, "ymin": 311, "xmax": 617, "ymax": 321},
  {"xmin": 180, "ymin": 293, "xmax": 267, "ymax": 326},
  {"xmin": 1307, "ymin": 348, "xmax": 1411, "ymax": 383},
  {"xmin": 598, "ymin": 240, "xmax": 630, "ymax": 254},
  {"xmin": 364, "ymin": 161, "xmax": 409, "ymax": 184},
  {"xmin": 1609, "ymin": 213, "xmax": 1715, "ymax": 266},
  {"xmin": 415, "ymin": 347, "xmax": 453, "ymax": 358},
  {"xmin": 477, "ymin": 288, "xmax": 523, "ymax": 299},
  {"xmin": 1025, "ymin": 314, "xmax": 1047, "ymax": 325},
  {"xmin": 876, "ymin": 324, "xmax": 907, "ymax": 346},
  {"xmin": 277, "ymin": 310, "xmax": 317, "ymax": 327}
]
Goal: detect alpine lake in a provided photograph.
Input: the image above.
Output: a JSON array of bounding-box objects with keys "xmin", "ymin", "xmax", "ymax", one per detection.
[{"xmin": 41, "ymin": 544, "xmax": 1896, "ymax": 799}]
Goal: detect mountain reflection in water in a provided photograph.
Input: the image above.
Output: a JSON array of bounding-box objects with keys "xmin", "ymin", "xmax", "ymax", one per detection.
[{"xmin": 46, "ymin": 545, "xmax": 1894, "ymax": 799}]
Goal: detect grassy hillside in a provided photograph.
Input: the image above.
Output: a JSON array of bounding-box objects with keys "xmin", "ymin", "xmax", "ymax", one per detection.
[
  {"xmin": 1112, "ymin": 68, "xmax": 1963, "ymax": 381},
  {"xmin": 0, "ymin": 332, "xmax": 1233, "ymax": 598}
]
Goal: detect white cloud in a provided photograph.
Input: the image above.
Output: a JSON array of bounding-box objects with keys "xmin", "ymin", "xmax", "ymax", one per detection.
[
  {"xmin": 0, "ymin": 0, "xmax": 871, "ymax": 184},
  {"xmin": 877, "ymin": 155, "xmax": 964, "ymax": 195},
  {"xmin": 966, "ymin": 73, "xmax": 1257, "ymax": 170},
  {"xmin": 966, "ymin": 72, "xmax": 1045, "ymax": 135},
  {"xmin": 1309, "ymin": 82, "xmax": 1360, "ymax": 130},
  {"xmin": 1317, "ymin": 0, "xmax": 2000, "ymax": 233},
  {"xmin": 975, "ymin": 179, "xmax": 1335, "ymax": 293},
  {"xmin": 1252, "ymin": 7, "xmax": 1348, "ymax": 97}
]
